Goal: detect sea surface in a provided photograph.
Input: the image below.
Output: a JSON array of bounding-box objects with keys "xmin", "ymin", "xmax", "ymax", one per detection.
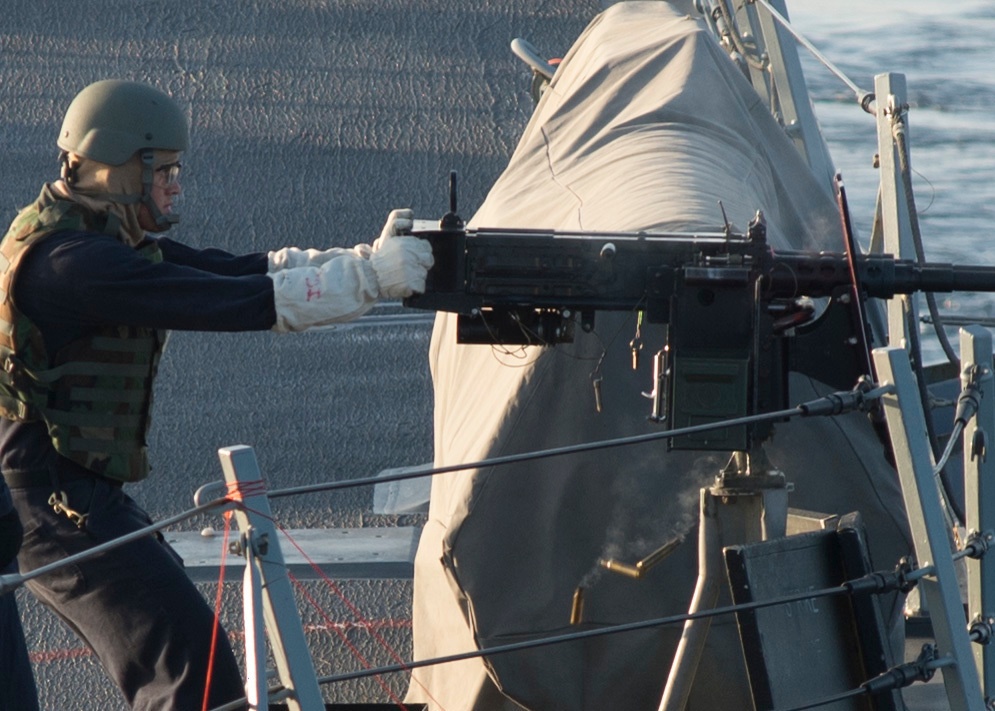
[{"xmin": 790, "ymin": 0, "xmax": 995, "ymax": 362}]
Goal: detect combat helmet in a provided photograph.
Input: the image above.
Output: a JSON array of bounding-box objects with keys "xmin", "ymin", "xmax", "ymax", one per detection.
[{"xmin": 57, "ymin": 79, "xmax": 189, "ymax": 229}]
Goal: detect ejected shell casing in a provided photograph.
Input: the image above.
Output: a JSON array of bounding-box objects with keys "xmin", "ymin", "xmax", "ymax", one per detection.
[
  {"xmin": 599, "ymin": 538, "xmax": 682, "ymax": 580},
  {"xmin": 570, "ymin": 586, "xmax": 585, "ymax": 625},
  {"xmin": 599, "ymin": 558, "xmax": 641, "ymax": 579},
  {"xmin": 638, "ymin": 538, "xmax": 681, "ymax": 571}
]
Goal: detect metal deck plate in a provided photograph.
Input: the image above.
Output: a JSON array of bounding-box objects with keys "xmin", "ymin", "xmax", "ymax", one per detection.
[{"xmin": 165, "ymin": 527, "xmax": 421, "ymax": 581}]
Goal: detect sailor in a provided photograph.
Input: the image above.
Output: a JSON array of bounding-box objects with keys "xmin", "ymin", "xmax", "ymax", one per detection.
[
  {"xmin": 0, "ymin": 79, "xmax": 433, "ymax": 709},
  {"xmin": 0, "ymin": 482, "xmax": 39, "ymax": 711}
]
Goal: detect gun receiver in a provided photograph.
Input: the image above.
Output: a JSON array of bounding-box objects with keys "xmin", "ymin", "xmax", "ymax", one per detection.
[
  {"xmin": 405, "ymin": 214, "xmax": 995, "ymax": 450},
  {"xmin": 408, "ymin": 218, "xmax": 995, "ymax": 320}
]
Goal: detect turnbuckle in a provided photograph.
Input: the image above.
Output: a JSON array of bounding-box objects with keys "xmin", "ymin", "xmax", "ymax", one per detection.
[{"xmin": 48, "ymin": 490, "xmax": 88, "ymax": 529}]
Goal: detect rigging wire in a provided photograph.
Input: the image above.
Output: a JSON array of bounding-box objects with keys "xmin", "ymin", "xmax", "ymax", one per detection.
[
  {"xmin": 750, "ymin": 0, "xmax": 965, "ymax": 529},
  {"xmin": 204, "ymin": 525, "xmax": 902, "ymax": 711},
  {"xmin": 751, "ymin": 0, "xmax": 960, "ymax": 367},
  {"xmin": 891, "ymin": 106, "xmax": 961, "ymax": 368},
  {"xmin": 0, "ymin": 386, "xmax": 894, "ymax": 595},
  {"xmin": 7, "ymin": 375, "xmax": 959, "ymax": 711},
  {"xmin": 313, "ymin": 570, "xmax": 908, "ymax": 688},
  {"xmin": 934, "ymin": 420, "xmax": 965, "ymax": 477},
  {"xmin": 268, "ymin": 406, "xmax": 812, "ymax": 499},
  {"xmin": 266, "ymin": 384, "xmax": 893, "ymax": 500},
  {"xmin": 752, "ymin": 0, "xmax": 873, "ymax": 110},
  {"xmin": 0, "ymin": 495, "xmax": 230, "ymax": 595},
  {"xmin": 778, "ymin": 646, "xmax": 954, "ymax": 711}
]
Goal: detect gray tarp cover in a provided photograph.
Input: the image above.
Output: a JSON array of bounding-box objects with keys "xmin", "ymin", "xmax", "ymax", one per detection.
[{"xmin": 407, "ymin": 3, "xmax": 912, "ymax": 709}]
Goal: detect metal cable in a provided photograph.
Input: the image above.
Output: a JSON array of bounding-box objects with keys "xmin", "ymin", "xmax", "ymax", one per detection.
[
  {"xmin": 0, "ymin": 495, "xmax": 230, "ymax": 595},
  {"xmin": 934, "ymin": 419, "xmax": 965, "ymax": 477},
  {"xmin": 1, "ymin": 387, "xmax": 893, "ymax": 593},
  {"xmin": 267, "ymin": 398, "xmax": 836, "ymax": 500},
  {"xmin": 753, "ymin": 0, "xmax": 873, "ymax": 109},
  {"xmin": 316, "ymin": 580, "xmax": 853, "ymax": 686},
  {"xmin": 892, "ymin": 110, "xmax": 960, "ymax": 368}
]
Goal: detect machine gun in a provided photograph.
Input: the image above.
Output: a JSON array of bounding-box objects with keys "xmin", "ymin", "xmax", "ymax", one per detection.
[{"xmin": 405, "ymin": 194, "xmax": 995, "ymax": 452}]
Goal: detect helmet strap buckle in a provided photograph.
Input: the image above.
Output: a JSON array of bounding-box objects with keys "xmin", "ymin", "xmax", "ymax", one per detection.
[{"xmin": 58, "ymin": 151, "xmax": 79, "ymax": 186}]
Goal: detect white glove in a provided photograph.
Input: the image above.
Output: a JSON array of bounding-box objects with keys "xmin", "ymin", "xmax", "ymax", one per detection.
[
  {"xmin": 268, "ymin": 246, "xmax": 379, "ymax": 333},
  {"xmin": 267, "ymin": 246, "xmax": 358, "ymax": 273},
  {"xmin": 370, "ymin": 235, "xmax": 434, "ymax": 299},
  {"xmin": 370, "ymin": 208, "xmax": 433, "ymax": 299},
  {"xmin": 373, "ymin": 208, "xmax": 415, "ymax": 251}
]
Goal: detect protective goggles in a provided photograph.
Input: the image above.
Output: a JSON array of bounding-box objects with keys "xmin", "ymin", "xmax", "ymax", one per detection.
[{"xmin": 154, "ymin": 162, "xmax": 182, "ymax": 186}]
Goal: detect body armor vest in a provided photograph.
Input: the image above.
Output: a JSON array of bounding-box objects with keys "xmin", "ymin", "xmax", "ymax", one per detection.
[{"xmin": 0, "ymin": 186, "xmax": 164, "ymax": 482}]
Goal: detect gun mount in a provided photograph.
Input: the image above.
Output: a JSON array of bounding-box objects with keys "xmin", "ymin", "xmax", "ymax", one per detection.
[{"xmin": 406, "ymin": 210, "xmax": 995, "ymax": 451}]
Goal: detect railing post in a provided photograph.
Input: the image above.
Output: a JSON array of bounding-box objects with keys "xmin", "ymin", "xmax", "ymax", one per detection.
[
  {"xmin": 218, "ymin": 445, "xmax": 325, "ymax": 711},
  {"xmin": 873, "ymin": 72, "xmax": 916, "ymax": 348},
  {"xmin": 873, "ymin": 347, "xmax": 985, "ymax": 710},
  {"xmin": 961, "ymin": 326, "xmax": 995, "ymax": 703}
]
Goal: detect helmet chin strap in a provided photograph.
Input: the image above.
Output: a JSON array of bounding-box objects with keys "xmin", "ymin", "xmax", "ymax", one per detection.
[
  {"xmin": 139, "ymin": 149, "xmax": 179, "ymax": 230},
  {"xmin": 57, "ymin": 149, "xmax": 179, "ymax": 234}
]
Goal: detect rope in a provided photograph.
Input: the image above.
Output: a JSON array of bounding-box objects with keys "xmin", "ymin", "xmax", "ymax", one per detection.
[
  {"xmin": 224, "ymin": 497, "xmax": 448, "ymax": 711},
  {"xmin": 225, "ymin": 478, "xmax": 268, "ymax": 503},
  {"xmin": 201, "ymin": 510, "xmax": 233, "ymax": 711},
  {"xmin": 279, "ymin": 524, "xmax": 447, "ymax": 710},
  {"xmin": 286, "ymin": 570, "xmax": 410, "ymax": 709}
]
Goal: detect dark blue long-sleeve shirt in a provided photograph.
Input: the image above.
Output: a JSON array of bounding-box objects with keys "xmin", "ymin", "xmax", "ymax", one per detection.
[{"xmin": 0, "ymin": 229, "xmax": 276, "ymax": 481}]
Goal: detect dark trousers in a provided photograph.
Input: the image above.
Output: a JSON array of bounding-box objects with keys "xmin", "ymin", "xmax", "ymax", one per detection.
[
  {"xmin": 11, "ymin": 477, "xmax": 244, "ymax": 710},
  {"xmin": 0, "ymin": 560, "xmax": 39, "ymax": 711}
]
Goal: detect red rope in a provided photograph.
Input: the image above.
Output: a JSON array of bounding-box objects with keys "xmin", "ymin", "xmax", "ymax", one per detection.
[
  {"xmin": 201, "ymin": 478, "xmax": 263, "ymax": 709},
  {"xmin": 225, "ymin": 478, "xmax": 268, "ymax": 502},
  {"xmin": 276, "ymin": 524, "xmax": 447, "ymax": 711},
  {"xmin": 287, "ymin": 570, "xmax": 409, "ymax": 709},
  {"xmin": 207, "ymin": 480, "xmax": 446, "ymax": 711},
  {"xmin": 201, "ymin": 508, "xmax": 232, "ymax": 711}
]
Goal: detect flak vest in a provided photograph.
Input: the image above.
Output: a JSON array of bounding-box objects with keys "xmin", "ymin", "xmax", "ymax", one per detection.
[{"xmin": 0, "ymin": 186, "xmax": 164, "ymax": 482}]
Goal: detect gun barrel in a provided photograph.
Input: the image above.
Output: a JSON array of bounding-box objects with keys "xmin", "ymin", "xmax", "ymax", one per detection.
[
  {"xmin": 408, "ymin": 227, "xmax": 995, "ymax": 316},
  {"xmin": 768, "ymin": 253, "xmax": 995, "ymax": 298},
  {"xmin": 901, "ymin": 263, "xmax": 995, "ymax": 295}
]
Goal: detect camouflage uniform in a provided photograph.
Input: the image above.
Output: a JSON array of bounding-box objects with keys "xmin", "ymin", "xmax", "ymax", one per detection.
[
  {"xmin": 0, "ymin": 186, "xmax": 257, "ymax": 710},
  {"xmin": 0, "ymin": 184, "xmax": 163, "ymax": 483}
]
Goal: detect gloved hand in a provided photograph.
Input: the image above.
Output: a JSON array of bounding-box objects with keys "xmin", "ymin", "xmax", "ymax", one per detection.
[
  {"xmin": 267, "ymin": 246, "xmax": 355, "ymax": 273},
  {"xmin": 370, "ymin": 209, "xmax": 434, "ymax": 299},
  {"xmin": 268, "ymin": 245, "xmax": 380, "ymax": 332},
  {"xmin": 0, "ymin": 508, "xmax": 23, "ymax": 570},
  {"xmin": 370, "ymin": 237, "xmax": 434, "ymax": 299},
  {"xmin": 267, "ymin": 208, "xmax": 432, "ymax": 332},
  {"xmin": 373, "ymin": 208, "xmax": 415, "ymax": 251},
  {"xmin": 268, "ymin": 208, "xmax": 417, "ymax": 273}
]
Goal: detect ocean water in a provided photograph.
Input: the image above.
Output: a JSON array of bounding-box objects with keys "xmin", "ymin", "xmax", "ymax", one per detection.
[{"xmin": 788, "ymin": 0, "xmax": 995, "ymax": 361}]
